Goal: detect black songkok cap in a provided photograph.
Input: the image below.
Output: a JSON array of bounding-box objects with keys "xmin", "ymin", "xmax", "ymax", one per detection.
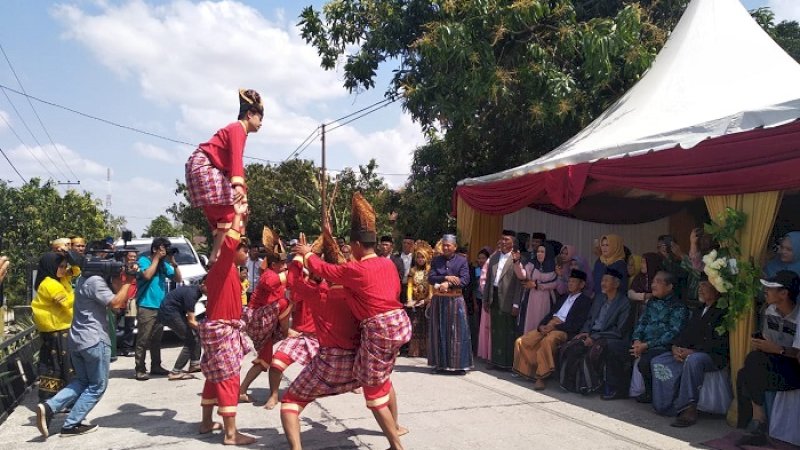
[
  {"xmin": 605, "ymin": 268, "xmax": 624, "ymax": 280},
  {"xmin": 380, "ymin": 235, "xmax": 394, "ymax": 243},
  {"xmin": 502, "ymin": 229, "xmax": 516, "ymax": 237},
  {"xmin": 569, "ymin": 269, "xmax": 587, "ymax": 281}
]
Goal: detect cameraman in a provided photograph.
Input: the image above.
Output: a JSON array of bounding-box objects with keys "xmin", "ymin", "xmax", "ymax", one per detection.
[
  {"xmin": 35, "ymin": 259, "xmax": 136, "ymax": 438},
  {"xmin": 135, "ymin": 237, "xmax": 182, "ymax": 381}
]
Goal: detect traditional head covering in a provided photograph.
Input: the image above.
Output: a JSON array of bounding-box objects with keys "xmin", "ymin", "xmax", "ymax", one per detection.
[
  {"xmin": 630, "ymin": 252, "xmax": 663, "ymax": 294},
  {"xmin": 569, "ymin": 254, "xmax": 594, "ymax": 297},
  {"xmin": 599, "ymin": 234, "xmax": 626, "ymax": 265},
  {"xmin": 531, "ymin": 232, "xmax": 546, "ymax": 240},
  {"xmin": 433, "ymin": 239, "xmax": 443, "ymax": 256},
  {"xmin": 262, "ymin": 226, "xmax": 286, "ymax": 263},
  {"xmin": 765, "ymin": 232, "xmax": 800, "ymax": 277},
  {"xmin": 350, "ymin": 192, "xmax": 377, "ymax": 244},
  {"xmin": 34, "ymin": 252, "xmax": 65, "ymax": 290},
  {"xmin": 413, "ymin": 240, "xmax": 433, "ymax": 267},
  {"xmin": 560, "ymin": 244, "xmax": 577, "ymax": 261},
  {"xmin": 238, "ymin": 88, "xmax": 264, "ymax": 117},
  {"xmin": 547, "ymin": 239, "xmax": 563, "ymax": 257},
  {"xmin": 569, "ymin": 269, "xmax": 587, "ymax": 281},
  {"xmin": 531, "ymin": 242, "xmax": 557, "ymax": 273},
  {"xmin": 50, "ymin": 238, "xmax": 71, "ymax": 252},
  {"xmin": 627, "ymin": 254, "xmax": 643, "ymax": 288},
  {"xmin": 605, "ymin": 267, "xmax": 624, "ymax": 281},
  {"xmin": 70, "ymin": 236, "xmax": 86, "ymax": 246},
  {"xmin": 441, "ymin": 234, "xmax": 457, "ymax": 244},
  {"xmin": 318, "ymin": 227, "xmax": 346, "ymax": 264},
  {"xmin": 501, "ymin": 229, "xmax": 516, "ymax": 237},
  {"xmin": 380, "ymin": 235, "xmax": 394, "ymax": 243}
]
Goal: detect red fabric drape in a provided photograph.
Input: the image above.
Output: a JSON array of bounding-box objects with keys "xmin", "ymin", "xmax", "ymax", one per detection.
[{"xmin": 455, "ymin": 120, "xmax": 800, "ymax": 215}]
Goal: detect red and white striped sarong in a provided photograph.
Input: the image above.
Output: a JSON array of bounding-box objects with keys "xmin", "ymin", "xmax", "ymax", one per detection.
[
  {"xmin": 242, "ymin": 303, "xmax": 283, "ymax": 351},
  {"xmin": 282, "ymin": 347, "xmax": 360, "ymax": 408},
  {"xmin": 185, "ymin": 149, "xmax": 233, "ymax": 207},
  {"xmin": 198, "ymin": 319, "xmax": 252, "ymax": 383},
  {"xmin": 273, "ymin": 334, "xmax": 320, "ymax": 369},
  {"xmin": 354, "ymin": 309, "xmax": 412, "ymax": 387}
]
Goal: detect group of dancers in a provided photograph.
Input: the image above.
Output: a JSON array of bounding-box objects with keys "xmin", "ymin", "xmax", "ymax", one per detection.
[{"xmin": 184, "ymin": 89, "xmax": 412, "ymax": 448}]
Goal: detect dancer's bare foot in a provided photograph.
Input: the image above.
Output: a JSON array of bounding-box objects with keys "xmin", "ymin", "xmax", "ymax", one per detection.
[
  {"xmin": 397, "ymin": 426, "xmax": 409, "ymax": 436},
  {"xmin": 199, "ymin": 421, "xmax": 223, "ymax": 434},
  {"xmin": 263, "ymin": 396, "xmax": 279, "ymax": 410},
  {"xmin": 351, "ymin": 387, "xmax": 362, "ymax": 394},
  {"xmin": 223, "ymin": 431, "xmax": 257, "ymax": 446}
]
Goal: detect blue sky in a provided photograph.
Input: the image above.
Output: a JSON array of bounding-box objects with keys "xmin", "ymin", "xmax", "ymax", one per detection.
[{"xmin": 0, "ymin": 0, "xmax": 796, "ymax": 235}]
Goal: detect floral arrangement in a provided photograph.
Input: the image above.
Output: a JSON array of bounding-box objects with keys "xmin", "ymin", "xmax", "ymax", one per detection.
[{"xmin": 702, "ymin": 207, "xmax": 760, "ymax": 334}]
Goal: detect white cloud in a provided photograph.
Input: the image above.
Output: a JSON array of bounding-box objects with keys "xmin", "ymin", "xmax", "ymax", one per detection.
[
  {"xmin": 5, "ymin": 142, "xmax": 106, "ymax": 180},
  {"xmin": 768, "ymin": 0, "xmax": 800, "ymax": 22},
  {"xmin": 0, "ymin": 110, "xmax": 10, "ymax": 132},
  {"xmin": 133, "ymin": 142, "xmax": 177, "ymax": 163}
]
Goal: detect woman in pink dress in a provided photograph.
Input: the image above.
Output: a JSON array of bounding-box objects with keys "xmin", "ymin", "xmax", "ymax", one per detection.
[
  {"xmin": 476, "ymin": 247, "xmax": 494, "ymax": 360},
  {"xmin": 515, "ymin": 244, "xmax": 558, "ymax": 334}
]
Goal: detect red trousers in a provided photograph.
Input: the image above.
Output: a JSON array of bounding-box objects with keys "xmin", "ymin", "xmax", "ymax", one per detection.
[{"xmin": 201, "ymin": 376, "xmax": 239, "ymax": 417}]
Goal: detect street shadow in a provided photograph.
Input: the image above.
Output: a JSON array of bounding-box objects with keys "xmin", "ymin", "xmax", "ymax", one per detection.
[{"xmin": 281, "ymin": 418, "xmax": 385, "ymax": 450}]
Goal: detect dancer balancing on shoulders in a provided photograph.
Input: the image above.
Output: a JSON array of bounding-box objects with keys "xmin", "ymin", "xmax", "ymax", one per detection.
[
  {"xmin": 280, "ymin": 229, "xmax": 361, "ymax": 450},
  {"xmin": 293, "ymin": 193, "xmax": 411, "ymax": 450},
  {"xmin": 185, "ymin": 89, "xmax": 263, "ymax": 265},
  {"xmin": 263, "ymin": 236, "xmax": 322, "ymax": 410},
  {"xmin": 239, "ymin": 226, "xmax": 291, "ymax": 404},
  {"xmin": 197, "ymin": 197, "xmax": 256, "ymax": 445}
]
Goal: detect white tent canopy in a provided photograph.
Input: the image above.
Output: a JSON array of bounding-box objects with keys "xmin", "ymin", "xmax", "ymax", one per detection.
[{"xmin": 459, "ymin": 0, "xmax": 800, "ymax": 186}]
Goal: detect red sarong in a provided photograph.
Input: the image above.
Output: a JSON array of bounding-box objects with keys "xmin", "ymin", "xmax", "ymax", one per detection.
[
  {"xmin": 354, "ymin": 309, "xmax": 412, "ymax": 387},
  {"xmin": 185, "ymin": 149, "xmax": 233, "ymax": 208},
  {"xmin": 272, "ymin": 334, "xmax": 320, "ymax": 370},
  {"xmin": 198, "ymin": 319, "xmax": 252, "ymax": 383},
  {"xmin": 281, "ymin": 347, "xmax": 360, "ymax": 411}
]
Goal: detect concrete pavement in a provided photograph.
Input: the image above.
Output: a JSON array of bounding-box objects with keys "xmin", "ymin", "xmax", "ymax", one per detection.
[{"xmin": 0, "ymin": 344, "xmax": 732, "ymax": 449}]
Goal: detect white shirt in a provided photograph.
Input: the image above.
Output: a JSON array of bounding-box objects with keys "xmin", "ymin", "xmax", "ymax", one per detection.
[
  {"xmin": 400, "ymin": 252, "xmax": 412, "ymax": 283},
  {"xmin": 554, "ymin": 293, "xmax": 581, "ymax": 323},
  {"xmin": 245, "ymin": 258, "xmax": 263, "ymax": 293},
  {"xmin": 494, "ymin": 251, "xmax": 511, "ymax": 287}
]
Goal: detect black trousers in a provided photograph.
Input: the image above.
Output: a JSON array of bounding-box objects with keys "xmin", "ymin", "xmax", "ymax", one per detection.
[{"xmin": 736, "ymin": 350, "xmax": 800, "ymax": 427}]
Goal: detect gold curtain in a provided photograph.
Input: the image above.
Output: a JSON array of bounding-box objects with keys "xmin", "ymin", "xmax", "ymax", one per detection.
[
  {"xmin": 704, "ymin": 190, "xmax": 783, "ymax": 425},
  {"xmin": 456, "ymin": 196, "xmax": 504, "ymax": 262}
]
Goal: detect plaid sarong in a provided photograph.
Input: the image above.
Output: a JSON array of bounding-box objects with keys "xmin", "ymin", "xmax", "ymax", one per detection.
[
  {"xmin": 185, "ymin": 149, "xmax": 233, "ymax": 207},
  {"xmin": 242, "ymin": 303, "xmax": 282, "ymax": 351},
  {"xmin": 274, "ymin": 334, "xmax": 320, "ymax": 367},
  {"xmin": 198, "ymin": 319, "xmax": 252, "ymax": 383},
  {"xmin": 284, "ymin": 347, "xmax": 360, "ymax": 403},
  {"xmin": 354, "ymin": 309, "xmax": 412, "ymax": 387}
]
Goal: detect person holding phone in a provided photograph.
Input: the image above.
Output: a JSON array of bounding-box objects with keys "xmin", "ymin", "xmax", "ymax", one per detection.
[{"xmin": 736, "ymin": 270, "xmax": 800, "ymax": 446}]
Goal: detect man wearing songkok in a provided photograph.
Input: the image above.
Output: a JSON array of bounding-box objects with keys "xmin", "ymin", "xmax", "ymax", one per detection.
[
  {"xmin": 280, "ymin": 229, "xmax": 363, "ymax": 449},
  {"xmin": 197, "ymin": 199, "xmax": 256, "ymax": 445},
  {"xmin": 559, "ymin": 268, "xmax": 631, "ymax": 394},
  {"xmin": 70, "ymin": 236, "xmax": 87, "ymax": 255},
  {"xmin": 379, "ymin": 235, "xmax": 405, "ymax": 288},
  {"xmin": 185, "ymin": 89, "xmax": 263, "ymax": 265},
  {"xmin": 263, "ymin": 239, "xmax": 321, "ymax": 410},
  {"xmin": 294, "ymin": 193, "xmax": 411, "ymax": 450},
  {"xmin": 514, "ymin": 269, "xmax": 592, "ymax": 390},
  {"xmin": 427, "ymin": 234, "xmax": 472, "ymax": 373},
  {"xmin": 239, "ymin": 226, "xmax": 291, "ymax": 403},
  {"xmin": 482, "ymin": 229, "xmax": 524, "ymax": 369}
]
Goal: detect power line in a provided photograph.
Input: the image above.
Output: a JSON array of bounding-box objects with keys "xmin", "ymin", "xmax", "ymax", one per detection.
[
  {"xmin": 283, "ymin": 126, "xmax": 320, "ymax": 161},
  {"xmin": 244, "ymin": 154, "xmax": 409, "ymax": 177},
  {"xmin": 0, "ymin": 43, "xmax": 80, "ymax": 182},
  {"xmin": 326, "ymin": 97, "xmax": 399, "ymax": 133},
  {"xmin": 0, "ymin": 145, "xmax": 26, "ymax": 183},
  {"xmin": 323, "ymin": 97, "xmax": 395, "ymax": 127},
  {"xmin": 293, "ymin": 131, "xmax": 321, "ymax": 159},
  {"xmin": 0, "ymin": 99, "xmax": 58, "ymax": 180},
  {"xmin": 0, "ymin": 83, "xmax": 196, "ymax": 147}
]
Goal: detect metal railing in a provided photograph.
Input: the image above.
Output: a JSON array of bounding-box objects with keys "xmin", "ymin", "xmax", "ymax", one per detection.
[{"xmin": 0, "ymin": 324, "xmax": 39, "ymax": 425}]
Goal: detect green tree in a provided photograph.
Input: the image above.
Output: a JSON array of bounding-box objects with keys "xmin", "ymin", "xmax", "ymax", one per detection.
[
  {"xmin": 142, "ymin": 215, "xmax": 182, "ymax": 238},
  {"xmin": 0, "ymin": 179, "xmax": 122, "ymax": 305},
  {"xmin": 751, "ymin": 7, "xmax": 800, "ymax": 62}
]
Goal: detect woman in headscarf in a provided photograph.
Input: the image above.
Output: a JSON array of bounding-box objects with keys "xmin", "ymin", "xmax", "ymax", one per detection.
[
  {"xmin": 31, "ymin": 252, "xmax": 75, "ymax": 400},
  {"xmin": 515, "ymin": 243, "xmax": 558, "ymax": 334},
  {"xmin": 764, "ymin": 232, "xmax": 800, "ymax": 277},
  {"xmin": 628, "ymin": 252, "xmax": 663, "ymax": 324},
  {"xmin": 627, "ymin": 254, "xmax": 643, "ymax": 289},
  {"xmin": 592, "ymin": 235, "xmax": 628, "ymax": 295},
  {"xmin": 406, "ymin": 240, "xmax": 433, "ymax": 358}
]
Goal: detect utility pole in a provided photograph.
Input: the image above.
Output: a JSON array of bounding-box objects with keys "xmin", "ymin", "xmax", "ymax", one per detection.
[{"xmin": 320, "ymin": 123, "xmax": 327, "ymax": 227}]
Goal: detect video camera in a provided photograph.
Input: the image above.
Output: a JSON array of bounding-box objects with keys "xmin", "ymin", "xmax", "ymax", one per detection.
[{"xmin": 81, "ymin": 249, "xmax": 139, "ymax": 285}]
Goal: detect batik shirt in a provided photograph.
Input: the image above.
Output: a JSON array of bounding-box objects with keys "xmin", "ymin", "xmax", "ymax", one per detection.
[{"xmin": 632, "ymin": 294, "xmax": 689, "ymax": 349}]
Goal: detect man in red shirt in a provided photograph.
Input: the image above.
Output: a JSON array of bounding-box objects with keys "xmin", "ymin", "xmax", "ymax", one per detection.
[
  {"xmin": 264, "ymin": 260, "xmax": 320, "ymax": 410},
  {"xmin": 197, "ymin": 199, "xmax": 255, "ymax": 445},
  {"xmin": 239, "ymin": 227, "xmax": 290, "ymax": 403},
  {"xmin": 294, "ymin": 194, "xmax": 411, "ymax": 450},
  {"xmin": 185, "ymin": 89, "xmax": 263, "ymax": 265},
  {"xmin": 280, "ymin": 231, "xmax": 363, "ymax": 450}
]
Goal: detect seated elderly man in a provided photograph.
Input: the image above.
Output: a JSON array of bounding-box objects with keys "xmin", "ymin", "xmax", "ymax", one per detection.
[
  {"xmin": 736, "ymin": 270, "xmax": 800, "ymax": 446},
  {"xmin": 559, "ymin": 268, "xmax": 631, "ymax": 394},
  {"xmin": 513, "ymin": 269, "xmax": 592, "ymax": 390},
  {"xmin": 605, "ymin": 270, "xmax": 689, "ymax": 402},
  {"xmin": 650, "ymin": 276, "xmax": 728, "ymax": 427}
]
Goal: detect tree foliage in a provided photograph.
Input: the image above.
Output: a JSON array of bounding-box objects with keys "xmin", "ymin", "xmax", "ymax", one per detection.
[
  {"xmin": 168, "ymin": 159, "xmax": 396, "ymax": 247},
  {"xmin": 751, "ymin": 7, "xmax": 800, "ymax": 63},
  {"xmin": 142, "ymin": 215, "xmax": 183, "ymax": 238},
  {"xmin": 0, "ymin": 179, "xmax": 122, "ymax": 305}
]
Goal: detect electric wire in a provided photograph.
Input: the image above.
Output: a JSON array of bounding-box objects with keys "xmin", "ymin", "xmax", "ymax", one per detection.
[
  {"xmin": 283, "ymin": 126, "xmax": 320, "ymax": 161},
  {"xmin": 0, "ymin": 145, "xmax": 26, "ymax": 183},
  {"xmin": 0, "ymin": 98, "xmax": 57, "ymax": 180},
  {"xmin": 0, "ymin": 43, "xmax": 80, "ymax": 182}
]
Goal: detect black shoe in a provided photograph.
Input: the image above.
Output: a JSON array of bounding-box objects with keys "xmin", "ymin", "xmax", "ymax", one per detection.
[
  {"xmin": 60, "ymin": 422, "xmax": 99, "ymax": 437},
  {"xmin": 601, "ymin": 390, "xmax": 623, "ymax": 400},
  {"xmin": 135, "ymin": 372, "xmax": 150, "ymax": 381},
  {"xmin": 636, "ymin": 392, "xmax": 652, "ymax": 403},
  {"xmin": 36, "ymin": 403, "xmax": 53, "ymax": 438},
  {"xmin": 118, "ymin": 350, "xmax": 134, "ymax": 357},
  {"xmin": 736, "ymin": 421, "xmax": 768, "ymax": 447},
  {"xmin": 150, "ymin": 366, "xmax": 170, "ymax": 376}
]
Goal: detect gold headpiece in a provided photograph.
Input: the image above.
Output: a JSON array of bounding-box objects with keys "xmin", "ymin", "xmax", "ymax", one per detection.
[
  {"xmin": 350, "ymin": 192, "xmax": 376, "ymax": 243},
  {"xmin": 413, "ymin": 240, "xmax": 433, "ymax": 265}
]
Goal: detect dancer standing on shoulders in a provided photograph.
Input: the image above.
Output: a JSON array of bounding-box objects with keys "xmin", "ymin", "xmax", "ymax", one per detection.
[{"xmin": 185, "ymin": 89, "xmax": 263, "ymax": 265}]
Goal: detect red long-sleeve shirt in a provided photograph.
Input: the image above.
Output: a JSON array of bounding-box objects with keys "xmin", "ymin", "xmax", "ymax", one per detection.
[
  {"xmin": 305, "ymin": 253, "xmax": 401, "ymax": 321},
  {"xmin": 205, "ymin": 230, "xmax": 243, "ymax": 321},
  {"xmin": 248, "ymin": 269, "xmax": 287, "ymax": 310},
  {"xmin": 286, "ymin": 262, "xmax": 317, "ymax": 334},
  {"xmin": 199, "ymin": 121, "xmax": 247, "ymax": 186}
]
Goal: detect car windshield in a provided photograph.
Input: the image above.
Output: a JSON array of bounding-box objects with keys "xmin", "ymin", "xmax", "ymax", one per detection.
[{"xmin": 128, "ymin": 242, "xmax": 198, "ymax": 266}]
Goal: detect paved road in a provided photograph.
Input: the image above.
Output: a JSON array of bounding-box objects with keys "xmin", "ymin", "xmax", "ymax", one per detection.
[{"xmin": 0, "ymin": 344, "xmax": 731, "ymax": 449}]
